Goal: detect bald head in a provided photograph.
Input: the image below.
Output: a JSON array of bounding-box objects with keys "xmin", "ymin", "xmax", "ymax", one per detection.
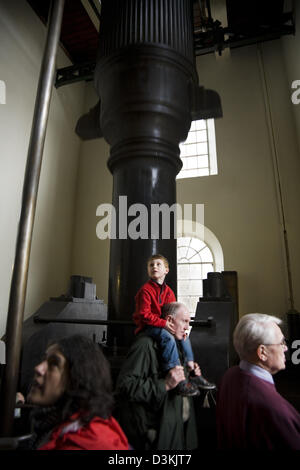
[{"xmin": 162, "ymin": 302, "xmax": 190, "ymax": 341}]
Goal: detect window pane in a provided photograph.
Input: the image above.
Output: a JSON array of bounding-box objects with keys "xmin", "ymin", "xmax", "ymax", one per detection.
[
  {"xmin": 202, "ymin": 263, "xmax": 214, "ymax": 279},
  {"xmin": 198, "ymin": 155, "xmax": 208, "ymax": 168},
  {"xmin": 180, "ymin": 237, "xmax": 191, "ymax": 246},
  {"xmin": 177, "ymin": 119, "xmax": 217, "ymax": 180},
  {"xmin": 189, "ymin": 280, "xmax": 202, "ymax": 296},
  {"xmin": 185, "ymin": 132, "xmax": 197, "ymax": 144},
  {"xmin": 189, "ymin": 264, "xmax": 202, "ymax": 279},
  {"xmin": 188, "ymin": 251, "xmax": 202, "ymax": 263},
  {"xmin": 186, "ymin": 247, "xmax": 199, "ymax": 262},
  {"xmin": 199, "ymin": 246, "xmax": 213, "ymax": 262},
  {"xmin": 187, "ymin": 156, "xmax": 198, "ymax": 169},
  {"xmin": 197, "ymin": 130, "xmax": 207, "ymax": 142},
  {"xmin": 178, "ymin": 264, "xmax": 190, "ymax": 279},
  {"xmin": 177, "ymin": 236, "xmax": 215, "ymax": 315},
  {"xmin": 186, "ymin": 143, "xmax": 197, "ymax": 156},
  {"xmin": 178, "ymin": 280, "xmax": 190, "ymax": 295},
  {"xmin": 196, "ymin": 142, "xmax": 208, "ymax": 154},
  {"xmin": 178, "ymin": 246, "xmax": 188, "ymax": 260},
  {"xmin": 195, "ymin": 120, "xmax": 206, "ymax": 130},
  {"xmin": 190, "ymin": 238, "xmax": 206, "ymax": 252}
]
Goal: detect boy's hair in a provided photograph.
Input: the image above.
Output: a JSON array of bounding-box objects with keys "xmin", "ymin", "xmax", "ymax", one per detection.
[{"xmin": 147, "ymin": 254, "xmax": 169, "ymax": 268}]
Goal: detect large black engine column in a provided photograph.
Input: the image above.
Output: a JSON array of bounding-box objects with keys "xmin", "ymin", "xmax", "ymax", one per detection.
[{"xmin": 94, "ymin": 0, "xmax": 221, "ymax": 348}]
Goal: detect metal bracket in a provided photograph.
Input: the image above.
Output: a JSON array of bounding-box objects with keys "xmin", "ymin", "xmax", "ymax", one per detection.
[{"xmin": 55, "ymin": 62, "xmax": 96, "ymax": 88}]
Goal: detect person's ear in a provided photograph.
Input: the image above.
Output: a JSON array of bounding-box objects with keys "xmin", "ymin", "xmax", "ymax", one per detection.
[
  {"xmin": 257, "ymin": 344, "xmax": 268, "ymax": 362},
  {"xmin": 167, "ymin": 314, "xmax": 174, "ymax": 324},
  {"xmin": 165, "ymin": 266, "xmax": 169, "ymax": 274}
]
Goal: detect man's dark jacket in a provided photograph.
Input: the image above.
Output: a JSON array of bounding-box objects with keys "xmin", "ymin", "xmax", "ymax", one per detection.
[{"xmin": 115, "ymin": 334, "xmax": 198, "ymax": 450}]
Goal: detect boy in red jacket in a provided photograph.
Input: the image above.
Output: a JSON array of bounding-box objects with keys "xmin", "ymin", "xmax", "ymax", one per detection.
[{"xmin": 133, "ymin": 254, "xmax": 215, "ymax": 396}]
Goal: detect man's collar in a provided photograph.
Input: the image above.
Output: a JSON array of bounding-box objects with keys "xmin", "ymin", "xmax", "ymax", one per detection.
[{"xmin": 239, "ymin": 360, "xmax": 274, "ymax": 385}]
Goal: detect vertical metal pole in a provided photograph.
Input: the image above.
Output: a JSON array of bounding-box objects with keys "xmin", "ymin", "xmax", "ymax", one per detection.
[
  {"xmin": 257, "ymin": 44, "xmax": 296, "ymax": 313},
  {"xmin": 0, "ymin": 0, "xmax": 65, "ymax": 437}
]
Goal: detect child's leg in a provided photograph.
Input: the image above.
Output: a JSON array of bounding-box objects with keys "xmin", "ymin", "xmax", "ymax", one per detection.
[
  {"xmin": 143, "ymin": 326, "xmax": 181, "ymax": 371},
  {"xmin": 144, "ymin": 327, "xmax": 201, "ymax": 397},
  {"xmin": 180, "ymin": 337, "xmax": 194, "ymax": 365}
]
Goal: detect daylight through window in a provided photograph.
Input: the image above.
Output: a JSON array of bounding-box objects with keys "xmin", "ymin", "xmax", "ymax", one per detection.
[
  {"xmin": 177, "ymin": 236, "xmax": 215, "ymax": 316},
  {"xmin": 177, "ymin": 119, "xmax": 217, "ymax": 179}
]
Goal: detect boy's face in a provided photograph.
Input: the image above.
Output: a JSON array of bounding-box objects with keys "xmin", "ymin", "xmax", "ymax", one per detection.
[{"xmin": 147, "ymin": 258, "xmax": 169, "ymax": 284}]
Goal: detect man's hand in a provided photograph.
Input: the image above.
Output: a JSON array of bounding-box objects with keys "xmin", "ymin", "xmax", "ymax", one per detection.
[
  {"xmin": 165, "ymin": 366, "xmax": 185, "ymax": 391},
  {"xmin": 187, "ymin": 361, "xmax": 201, "ymax": 377},
  {"xmin": 193, "ymin": 362, "xmax": 201, "ymax": 377},
  {"xmin": 16, "ymin": 392, "xmax": 25, "ymax": 404},
  {"xmin": 164, "ymin": 317, "xmax": 175, "ymax": 335}
]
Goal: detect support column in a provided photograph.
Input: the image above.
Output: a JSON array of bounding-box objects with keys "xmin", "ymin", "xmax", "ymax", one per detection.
[{"xmin": 94, "ymin": 0, "xmax": 201, "ymax": 348}]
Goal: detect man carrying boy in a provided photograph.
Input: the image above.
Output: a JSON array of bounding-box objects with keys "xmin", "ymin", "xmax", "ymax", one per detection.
[
  {"xmin": 133, "ymin": 254, "xmax": 215, "ymax": 396},
  {"xmin": 116, "ymin": 302, "xmax": 199, "ymax": 449}
]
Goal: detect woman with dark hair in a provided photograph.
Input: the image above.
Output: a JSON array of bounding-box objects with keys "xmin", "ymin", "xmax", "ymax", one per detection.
[{"xmin": 26, "ymin": 335, "xmax": 129, "ymax": 450}]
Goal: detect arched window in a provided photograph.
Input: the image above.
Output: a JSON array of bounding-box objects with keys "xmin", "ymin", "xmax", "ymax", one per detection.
[{"xmin": 176, "ymin": 223, "xmax": 224, "ymax": 316}]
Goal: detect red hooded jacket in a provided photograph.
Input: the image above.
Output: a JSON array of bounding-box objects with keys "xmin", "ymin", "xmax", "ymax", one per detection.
[{"xmin": 39, "ymin": 414, "xmax": 129, "ymax": 450}]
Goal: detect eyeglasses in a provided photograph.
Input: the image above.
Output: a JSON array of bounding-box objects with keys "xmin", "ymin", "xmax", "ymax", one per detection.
[{"xmin": 264, "ymin": 337, "xmax": 287, "ymax": 347}]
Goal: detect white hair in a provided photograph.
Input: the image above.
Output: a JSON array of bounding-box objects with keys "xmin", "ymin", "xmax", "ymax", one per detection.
[
  {"xmin": 161, "ymin": 302, "xmax": 187, "ymax": 319},
  {"xmin": 233, "ymin": 313, "xmax": 282, "ymax": 360}
]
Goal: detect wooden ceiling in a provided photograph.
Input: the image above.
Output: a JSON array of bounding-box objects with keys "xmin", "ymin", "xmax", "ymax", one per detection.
[
  {"xmin": 27, "ymin": 0, "xmax": 99, "ymax": 64},
  {"xmin": 27, "ymin": 0, "xmax": 294, "ymax": 66}
]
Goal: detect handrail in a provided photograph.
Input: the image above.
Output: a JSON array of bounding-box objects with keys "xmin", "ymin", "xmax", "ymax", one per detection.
[{"xmin": 33, "ymin": 317, "xmax": 215, "ymax": 327}]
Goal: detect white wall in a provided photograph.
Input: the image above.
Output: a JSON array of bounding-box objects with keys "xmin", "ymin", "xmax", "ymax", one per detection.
[
  {"xmin": 0, "ymin": 0, "xmax": 86, "ymax": 336},
  {"xmin": 71, "ymin": 85, "xmax": 112, "ymax": 304},
  {"xmin": 178, "ymin": 41, "xmax": 300, "ymax": 319}
]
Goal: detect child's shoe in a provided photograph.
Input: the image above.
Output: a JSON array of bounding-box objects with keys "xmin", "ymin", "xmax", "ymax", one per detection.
[
  {"xmin": 189, "ymin": 371, "xmax": 216, "ymax": 391},
  {"xmin": 176, "ymin": 380, "xmax": 200, "ymax": 397}
]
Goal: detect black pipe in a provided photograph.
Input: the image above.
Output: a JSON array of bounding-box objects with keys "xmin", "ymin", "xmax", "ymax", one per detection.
[
  {"xmin": 0, "ymin": 0, "xmax": 65, "ymax": 437},
  {"xmin": 32, "ymin": 317, "xmax": 215, "ymax": 327}
]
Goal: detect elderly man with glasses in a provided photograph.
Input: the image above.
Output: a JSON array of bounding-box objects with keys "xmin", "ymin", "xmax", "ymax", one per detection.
[{"xmin": 217, "ymin": 313, "xmax": 300, "ymax": 450}]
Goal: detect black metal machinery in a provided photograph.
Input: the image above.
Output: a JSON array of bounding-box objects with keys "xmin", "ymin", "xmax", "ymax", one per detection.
[
  {"xmin": 19, "ymin": 275, "xmax": 108, "ymax": 395},
  {"xmin": 190, "ymin": 272, "xmax": 239, "ymax": 387},
  {"xmin": 189, "ymin": 271, "xmax": 239, "ymax": 449}
]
